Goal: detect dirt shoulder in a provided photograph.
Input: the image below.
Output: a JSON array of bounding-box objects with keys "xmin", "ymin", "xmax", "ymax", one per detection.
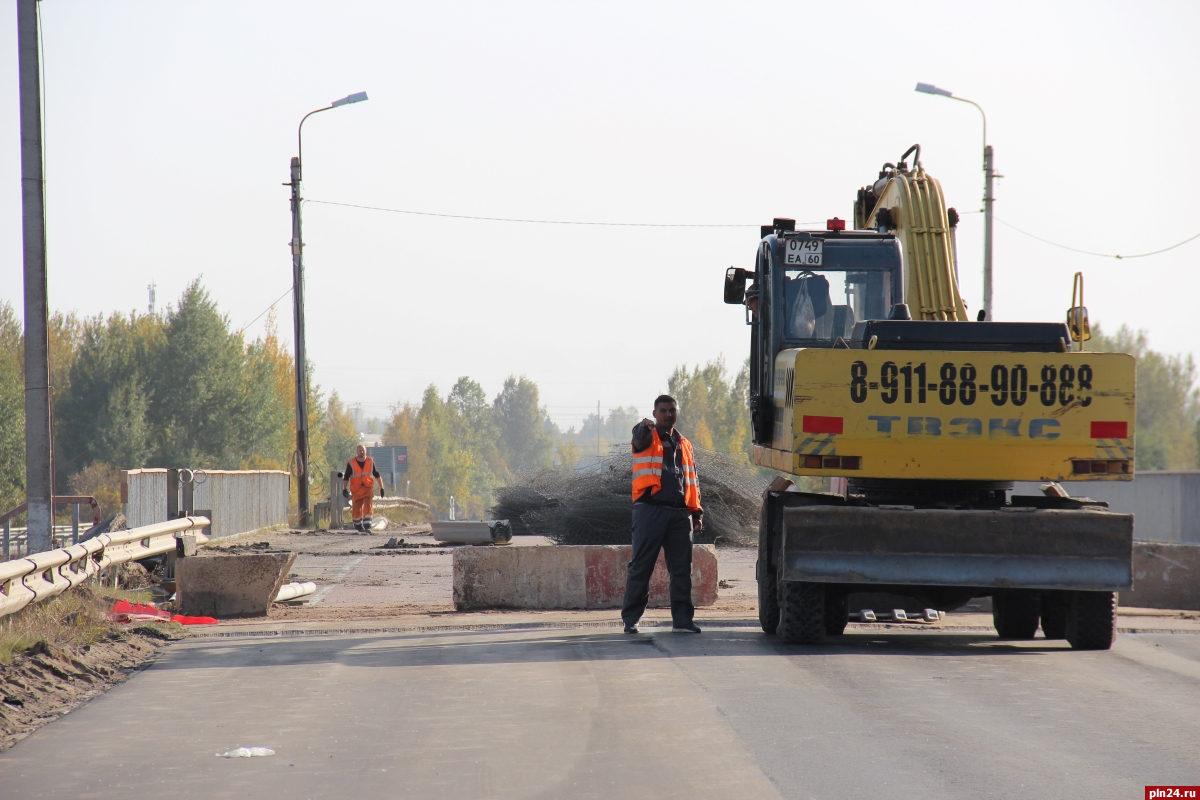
[{"xmin": 0, "ymin": 624, "xmax": 187, "ymax": 753}]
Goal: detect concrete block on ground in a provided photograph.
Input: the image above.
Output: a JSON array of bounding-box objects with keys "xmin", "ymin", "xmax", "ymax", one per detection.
[
  {"xmin": 177, "ymin": 552, "xmax": 296, "ymax": 618},
  {"xmin": 453, "ymin": 544, "xmax": 717, "ymax": 611},
  {"xmin": 1120, "ymin": 542, "xmax": 1200, "ymax": 611}
]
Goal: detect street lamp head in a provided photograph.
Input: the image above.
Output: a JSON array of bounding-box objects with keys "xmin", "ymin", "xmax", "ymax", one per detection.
[
  {"xmin": 331, "ymin": 91, "xmax": 369, "ymax": 108},
  {"xmin": 915, "ymin": 82, "xmax": 953, "ymax": 97}
]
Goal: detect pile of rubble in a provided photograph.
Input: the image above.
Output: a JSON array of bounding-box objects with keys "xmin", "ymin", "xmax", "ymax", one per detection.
[{"xmin": 491, "ymin": 447, "xmax": 764, "ymax": 546}]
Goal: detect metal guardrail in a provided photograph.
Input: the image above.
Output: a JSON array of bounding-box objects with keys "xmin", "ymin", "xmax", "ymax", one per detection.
[{"xmin": 0, "ymin": 516, "xmax": 210, "ymax": 619}]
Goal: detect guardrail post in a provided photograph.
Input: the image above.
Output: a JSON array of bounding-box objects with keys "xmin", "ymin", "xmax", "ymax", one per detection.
[
  {"xmin": 182, "ymin": 474, "xmax": 194, "ymax": 516},
  {"xmin": 72, "ymin": 503, "xmax": 79, "ymax": 545},
  {"xmin": 3, "ymin": 520, "xmax": 8, "ymax": 560},
  {"xmin": 330, "ymin": 470, "xmax": 343, "ymax": 530},
  {"xmin": 167, "ymin": 468, "xmax": 180, "ymax": 520}
]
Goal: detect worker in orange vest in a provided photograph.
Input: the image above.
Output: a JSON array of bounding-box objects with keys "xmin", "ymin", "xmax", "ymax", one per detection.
[
  {"xmin": 622, "ymin": 394, "xmax": 703, "ymax": 634},
  {"xmin": 342, "ymin": 444, "xmax": 385, "ymax": 532}
]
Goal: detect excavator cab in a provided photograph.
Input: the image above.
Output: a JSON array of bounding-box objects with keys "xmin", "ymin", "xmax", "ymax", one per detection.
[{"xmin": 725, "ymin": 218, "xmax": 902, "ymax": 444}]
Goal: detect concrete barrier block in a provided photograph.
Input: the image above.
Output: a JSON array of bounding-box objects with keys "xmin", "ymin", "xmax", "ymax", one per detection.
[
  {"xmin": 453, "ymin": 545, "xmax": 717, "ymax": 611},
  {"xmin": 1120, "ymin": 542, "xmax": 1200, "ymax": 611},
  {"xmin": 177, "ymin": 552, "xmax": 296, "ymax": 618}
]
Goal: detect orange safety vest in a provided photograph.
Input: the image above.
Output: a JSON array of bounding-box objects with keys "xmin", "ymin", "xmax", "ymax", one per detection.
[
  {"xmin": 348, "ymin": 456, "xmax": 376, "ymax": 498},
  {"xmin": 631, "ymin": 428, "xmax": 701, "ymax": 512}
]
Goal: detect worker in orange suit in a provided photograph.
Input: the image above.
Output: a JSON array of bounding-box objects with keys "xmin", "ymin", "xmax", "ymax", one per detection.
[{"xmin": 342, "ymin": 444, "xmax": 385, "ymax": 532}]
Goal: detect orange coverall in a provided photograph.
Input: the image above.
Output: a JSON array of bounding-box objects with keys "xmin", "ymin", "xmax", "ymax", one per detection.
[{"xmin": 346, "ymin": 456, "xmax": 379, "ymax": 529}]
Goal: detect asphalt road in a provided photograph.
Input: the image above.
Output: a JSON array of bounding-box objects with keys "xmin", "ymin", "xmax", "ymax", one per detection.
[{"xmin": 2, "ymin": 625, "xmax": 1198, "ymax": 799}]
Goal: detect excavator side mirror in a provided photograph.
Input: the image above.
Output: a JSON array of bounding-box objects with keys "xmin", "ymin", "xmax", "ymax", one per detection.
[
  {"xmin": 1067, "ymin": 306, "xmax": 1090, "ymax": 343},
  {"xmin": 724, "ymin": 267, "xmax": 749, "ymax": 304},
  {"xmin": 1067, "ymin": 272, "xmax": 1090, "ymax": 348}
]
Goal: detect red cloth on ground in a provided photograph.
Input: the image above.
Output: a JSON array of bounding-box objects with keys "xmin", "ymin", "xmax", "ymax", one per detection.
[{"xmin": 111, "ymin": 599, "xmax": 217, "ymax": 625}]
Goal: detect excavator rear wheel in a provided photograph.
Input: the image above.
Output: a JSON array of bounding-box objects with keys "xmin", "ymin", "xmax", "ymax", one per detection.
[
  {"xmin": 1066, "ymin": 591, "xmax": 1117, "ymax": 650},
  {"xmin": 992, "ymin": 590, "xmax": 1040, "ymax": 640},
  {"xmin": 777, "ymin": 580, "xmax": 826, "ymax": 644}
]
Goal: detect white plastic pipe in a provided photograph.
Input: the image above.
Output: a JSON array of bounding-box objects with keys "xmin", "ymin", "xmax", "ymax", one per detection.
[{"xmin": 274, "ymin": 581, "xmax": 318, "ymax": 602}]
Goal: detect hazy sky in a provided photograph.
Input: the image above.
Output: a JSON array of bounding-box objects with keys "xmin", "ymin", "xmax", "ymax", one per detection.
[{"xmin": 1, "ymin": 1, "xmax": 1197, "ymax": 430}]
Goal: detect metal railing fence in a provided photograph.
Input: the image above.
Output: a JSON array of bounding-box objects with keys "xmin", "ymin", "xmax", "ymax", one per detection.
[
  {"xmin": 0, "ymin": 516, "xmax": 210, "ymax": 619},
  {"xmin": 122, "ymin": 469, "xmax": 289, "ymax": 539}
]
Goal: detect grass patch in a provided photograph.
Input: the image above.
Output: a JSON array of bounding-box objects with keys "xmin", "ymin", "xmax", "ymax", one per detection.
[{"xmin": 0, "ymin": 583, "xmax": 152, "ymax": 665}]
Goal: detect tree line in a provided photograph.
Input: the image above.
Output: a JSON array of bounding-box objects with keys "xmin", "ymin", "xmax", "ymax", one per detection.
[
  {"xmin": 0, "ymin": 281, "xmax": 323, "ymax": 518},
  {"xmin": 0, "ymin": 281, "xmax": 1196, "ymax": 523}
]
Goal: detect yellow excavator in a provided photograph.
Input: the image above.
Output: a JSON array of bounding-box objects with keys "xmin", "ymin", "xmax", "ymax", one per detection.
[{"xmin": 723, "ymin": 145, "xmax": 1135, "ymax": 649}]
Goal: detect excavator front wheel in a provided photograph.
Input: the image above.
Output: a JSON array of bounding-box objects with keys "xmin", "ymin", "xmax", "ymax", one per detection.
[
  {"xmin": 757, "ymin": 560, "xmax": 780, "ymax": 635},
  {"xmin": 777, "ymin": 580, "xmax": 826, "ymax": 644}
]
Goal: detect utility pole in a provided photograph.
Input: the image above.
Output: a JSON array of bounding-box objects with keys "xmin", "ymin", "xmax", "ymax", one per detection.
[
  {"xmin": 18, "ymin": 0, "xmax": 54, "ymax": 553},
  {"xmin": 286, "ymin": 91, "xmax": 367, "ymax": 528},
  {"xmin": 982, "ymin": 145, "xmax": 995, "ymax": 321},
  {"xmin": 147, "ymin": 281, "xmax": 156, "ymax": 315},
  {"xmin": 288, "ymin": 155, "xmax": 311, "ymax": 527}
]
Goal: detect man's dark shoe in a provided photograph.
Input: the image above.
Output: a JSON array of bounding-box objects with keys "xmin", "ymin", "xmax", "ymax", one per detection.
[
  {"xmin": 673, "ymin": 622, "xmax": 702, "ymax": 633},
  {"xmin": 623, "ymin": 623, "xmax": 639, "ymax": 634}
]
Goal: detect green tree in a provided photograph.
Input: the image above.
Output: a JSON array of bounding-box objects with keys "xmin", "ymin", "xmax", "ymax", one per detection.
[
  {"xmin": 151, "ymin": 280, "xmax": 251, "ymax": 467},
  {"xmin": 493, "ymin": 375, "xmax": 555, "ymax": 473},
  {"xmin": 1092, "ymin": 325, "xmax": 1199, "ymax": 470},
  {"xmin": 68, "ymin": 461, "xmax": 122, "ymax": 519},
  {"xmin": 383, "ymin": 401, "xmax": 426, "ymax": 499},
  {"xmin": 419, "ymin": 385, "xmax": 483, "ymax": 516},
  {"xmin": 450, "ymin": 376, "xmax": 506, "ymax": 494},
  {"xmin": 0, "ymin": 303, "xmax": 24, "ymax": 514},
  {"xmin": 556, "ymin": 437, "xmax": 581, "ymax": 470},
  {"xmin": 578, "ymin": 405, "xmax": 643, "ymax": 451},
  {"xmin": 668, "ymin": 357, "xmax": 750, "ymax": 457},
  {"xmin": 48, "ymin": 312, "xmax": 83, "ymax": 489},
  {"xmin": 323, "ymin": 390, "xmax": 359, "ymax": 473},
  {"xmin": 56, "ymin": 310, "xmax": 165, "ymax": 473},
  {"xmin": 240, "ymin": 312, "xmax": 296, "ymax": 470},
  {"xmin": 96, "ymin": 376, "xmax": 155, "ymax": 471}
]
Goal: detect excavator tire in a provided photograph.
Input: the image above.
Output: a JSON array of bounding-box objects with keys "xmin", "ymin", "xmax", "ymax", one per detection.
[
  {"xmin": 992, "ymin": 590, "xmax": 1040, "ymax": 639},
  {"xmin": 777, "ymin": 580, "xmax": 826, "ymax": 644},
  {"xmin": 757, "ymin": 561, "xmax": 780, "ymax": 635},
  {"xmin": 824, "ymin": 590, "xmax": 849, "ymax": 637},
  {"xmin": 1066, "ymin": 591, "xmax": 1117, "ymax": 651},
  {"xmin": 1040, "ymin": 592, "xmax": 1069, "ymax": 640}
]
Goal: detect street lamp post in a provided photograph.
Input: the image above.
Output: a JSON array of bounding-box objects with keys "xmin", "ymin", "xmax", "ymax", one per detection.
[
  {"xmin": 915, "ymin": 83, "xmax": 998, "ymax": 320},
  {"xmin": 287, "ymin": 91, "xmax": 368, "ymax": 527}
]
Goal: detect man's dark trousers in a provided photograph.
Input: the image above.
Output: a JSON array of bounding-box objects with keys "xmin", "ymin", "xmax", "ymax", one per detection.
[{"xmin": 621, "ymin": 503, "xmax": 694, "ymax": 627}]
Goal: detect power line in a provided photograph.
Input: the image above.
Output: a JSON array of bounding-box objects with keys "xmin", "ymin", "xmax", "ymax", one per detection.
[
  {"xmin": 993, "ymin": 216, "xmax": 1200, "ymax": 260},
  {"xmin": 307, "ymin": 198, "xmax": 803, "ymax": 228},
  {"xmin": 237, "ymin": 286, "xmax": 292, "ymax": 335}
]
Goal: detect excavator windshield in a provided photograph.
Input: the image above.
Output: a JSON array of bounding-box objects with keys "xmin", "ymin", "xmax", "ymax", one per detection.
[{"xmin": 782, "ymin": 268, "xmax": 891, "ymax": 343}]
